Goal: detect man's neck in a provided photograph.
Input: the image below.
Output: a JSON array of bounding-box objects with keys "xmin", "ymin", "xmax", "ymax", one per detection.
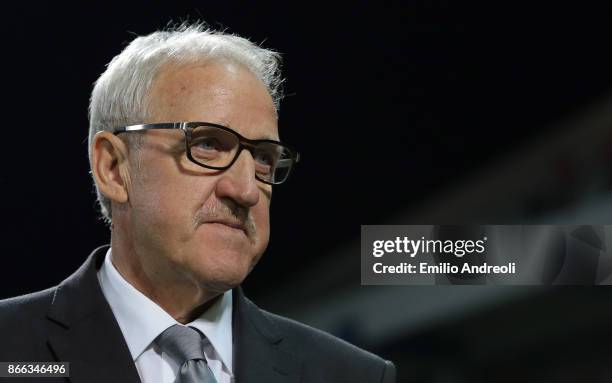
[{"xmin": 109, "ymin": 239, "xmax": 221, "ymax": 324}]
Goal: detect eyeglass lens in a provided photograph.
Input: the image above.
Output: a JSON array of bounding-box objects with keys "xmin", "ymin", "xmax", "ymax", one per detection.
[{"xmin": 188, "ymin": 125, "xmax": 294, "ymax": 184}]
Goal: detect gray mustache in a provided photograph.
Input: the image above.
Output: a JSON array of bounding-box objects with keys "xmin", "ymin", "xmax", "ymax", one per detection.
[{"xmin": 195, "ymin": 200, "xmax": 256, "ymax": 238}]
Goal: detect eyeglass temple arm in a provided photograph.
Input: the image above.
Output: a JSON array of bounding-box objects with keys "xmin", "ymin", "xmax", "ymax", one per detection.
[{"xmin": 113, "ymin": 123, "xmax": 185, "ymax": 135}]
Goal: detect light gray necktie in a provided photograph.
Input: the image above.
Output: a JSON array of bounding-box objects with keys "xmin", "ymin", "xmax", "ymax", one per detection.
[{"xmin": 156, "ymin": 324, "xmax": 218, "ymax": 383}]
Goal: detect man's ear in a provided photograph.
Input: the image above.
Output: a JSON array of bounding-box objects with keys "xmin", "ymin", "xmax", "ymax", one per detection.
[{"xmin": 91, "ymin": 131, "xmax": 131, "ymax": 204}]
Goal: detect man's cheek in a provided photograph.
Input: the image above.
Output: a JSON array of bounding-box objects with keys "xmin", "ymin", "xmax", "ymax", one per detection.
[
  {"xmin": 255, "ymin": 204, "xmax": 271, "ymax": 232},
  {"xmin": 257, "ymin": 215, "xmax": 271, "ymax": 250}
]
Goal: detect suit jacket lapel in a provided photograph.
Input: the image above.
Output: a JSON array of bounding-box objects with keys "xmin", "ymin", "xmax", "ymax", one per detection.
[
  {"xmin": 45, "ymin": 245, "xmax": 141, "ymax": 383},
  {"xmin": 233, "ymin": 287, "xmax": 301, "ymax": 383}
]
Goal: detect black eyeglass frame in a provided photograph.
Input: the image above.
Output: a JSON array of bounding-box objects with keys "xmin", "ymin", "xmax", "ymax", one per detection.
[{"xmin": 113, "ymin": 122, "xmax": 300, "ymax": 185}]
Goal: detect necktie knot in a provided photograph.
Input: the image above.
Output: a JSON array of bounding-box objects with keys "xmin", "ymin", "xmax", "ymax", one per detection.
[
  {"xmin": 155, "ymin": 324, "xmax": 217, "ymax": 383},
  {"xmin": 156, "ymin": 324, "xmax": 206, "ymax": 364}
]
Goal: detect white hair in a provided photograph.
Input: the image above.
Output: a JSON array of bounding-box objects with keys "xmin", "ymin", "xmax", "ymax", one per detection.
[{"xmin": 88, "ymin": 23, "xmax": 284, "ymax": 224}]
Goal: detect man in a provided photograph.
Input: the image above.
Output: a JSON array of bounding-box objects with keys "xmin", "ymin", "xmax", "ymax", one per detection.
[{"xmin": 0, "ymin": 24, "xmax": 395, "ymax": 382}]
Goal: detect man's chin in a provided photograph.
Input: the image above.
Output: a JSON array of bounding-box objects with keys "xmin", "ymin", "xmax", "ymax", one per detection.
[
  {"xmin": 197, "ymin": 274, "xmax": 247, "ymax": 295},
  {"xmin": 189, "ymin": 260, "xmax": 254, "ymax": 292}
]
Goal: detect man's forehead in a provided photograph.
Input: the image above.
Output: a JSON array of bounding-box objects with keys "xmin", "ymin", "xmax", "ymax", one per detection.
[
  {"xmin": 149, "ymin": 61, "xmax": 272, "ymax": 106},
  {"xmin": 147, "ymin": 61, "xmax": 279, "ymax": 140}
]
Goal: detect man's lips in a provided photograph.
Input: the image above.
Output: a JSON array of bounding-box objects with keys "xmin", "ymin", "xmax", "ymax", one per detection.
[{"xmin": 204, "ymin": 219, "xmax": 247, "ymax": 234}]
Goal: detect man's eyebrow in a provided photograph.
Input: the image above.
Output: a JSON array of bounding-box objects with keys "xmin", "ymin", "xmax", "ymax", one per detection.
[
  {"xmin": 200, "ymin": 120, "xmax": 279, "ymax": 141},
  {"xmin": 254, "ymin": 134, "xmax": 279, "ymax": 141}
]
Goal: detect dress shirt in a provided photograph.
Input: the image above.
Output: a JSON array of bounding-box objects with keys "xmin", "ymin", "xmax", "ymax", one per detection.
[{"xmin": 97, "ymin": 248, "xmax": 233, "ymax": 383}]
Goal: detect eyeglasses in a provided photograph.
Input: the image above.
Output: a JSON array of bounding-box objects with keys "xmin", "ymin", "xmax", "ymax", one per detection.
[{"xmin": 113, "ymin": 122, "xmax": 300, "ymax": 185}]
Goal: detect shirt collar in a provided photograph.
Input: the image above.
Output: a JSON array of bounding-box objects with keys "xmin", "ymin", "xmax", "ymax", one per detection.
[
  {"xmin": 96, "ymin": 248, "xmax": 233, "ymax": 372},
  {"xmin": 187, "ymin": 289, "xmax": 233, "ymax": 374}
]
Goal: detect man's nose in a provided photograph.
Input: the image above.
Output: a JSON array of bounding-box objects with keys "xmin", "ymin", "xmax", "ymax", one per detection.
[{"xmin": 215, "ymin": 149, "xmax": 260, "ymax": 208}]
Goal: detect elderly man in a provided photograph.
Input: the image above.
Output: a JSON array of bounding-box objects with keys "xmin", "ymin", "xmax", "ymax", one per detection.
[{"xmin": 0, "ymin": 24, "xmax": 395, "ymax": 383}]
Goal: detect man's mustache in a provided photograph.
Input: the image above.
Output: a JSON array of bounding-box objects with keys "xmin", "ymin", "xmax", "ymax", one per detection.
[{"xmin": 194, "ymin": 200, "xmax": 256, "ymax": 240}]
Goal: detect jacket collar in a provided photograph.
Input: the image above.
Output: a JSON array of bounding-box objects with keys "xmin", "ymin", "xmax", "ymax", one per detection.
[
  {"xmin": 232, "ymin": 287, "xmax": 301, "ymax": 383},
  {"xmin": 45, "ymin": 245, "xmax": 302, "ymax": 383},
  {"xmin": 46, "ymin": 245, "xmax": 142, "ymax": 383}
]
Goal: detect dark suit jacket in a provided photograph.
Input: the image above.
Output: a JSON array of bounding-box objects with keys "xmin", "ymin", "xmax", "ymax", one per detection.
[{"xmin": 0, "ymin": 246, "xmax": 395, "ymax": 383}]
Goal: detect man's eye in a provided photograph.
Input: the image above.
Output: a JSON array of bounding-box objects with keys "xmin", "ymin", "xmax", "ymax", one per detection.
[
  {"xmin": 194, "ymin": 137, "xmax": 220, "ymax": 150},
  {"xmin": 254, "ymin": 151, "xmax": 274, "ymax": 166}
]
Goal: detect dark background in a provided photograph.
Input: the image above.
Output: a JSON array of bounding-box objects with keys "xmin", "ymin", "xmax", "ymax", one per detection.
[{"xmin": 3, "ymin": 2, "xmax": 612, "ymax": 382}]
